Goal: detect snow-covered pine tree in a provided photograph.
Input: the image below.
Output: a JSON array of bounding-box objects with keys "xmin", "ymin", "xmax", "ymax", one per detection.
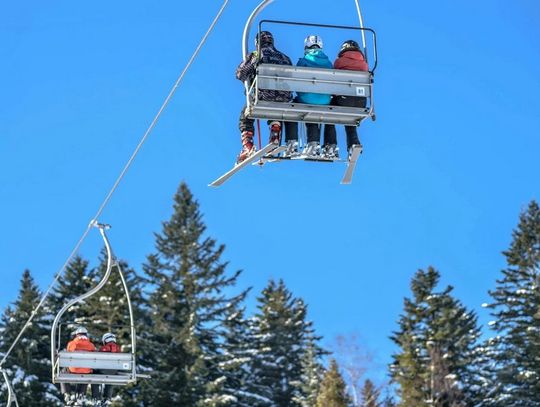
[
  {"xmin": 48, "ymin": 256, "xmax": 95, "ymax": 345},
  {"xmin": 360, "ymin": 379, "xmax": 381, "ymax": 407},
  {"xmin": 483, "ymin": 200, "xmax": 540, "ymax": 405},
  {"xmin": 216, "ymin": 305, "xmax": 255, "ymax": 407},
  {"xmin": 390, "ymin": 267, "xmax": 481, "ymax": 407},
  {"xmin": 138, "ymin": 182, "xmax": 248, "ymax": 406},
  {"xmin": 316, "ymin": 359, "xmax": 351, "ymax": 407},
  {"xmin": 0, "ymin": 270, "xmax": 61, "ymax": 406},
  {"xmin": 293, "ymin": 334, "xmax": 326, "ymax": 407},
  {"xmin": 82, "ymin": 253, "xmax": 147, "ymax": 406},
  {"xmin": 246, "ymin": 279, "xmax": 322, "ymax": 407},
  {"xmin": 84, "ymin": 253, "xmax": 146, "ymax": 352}
]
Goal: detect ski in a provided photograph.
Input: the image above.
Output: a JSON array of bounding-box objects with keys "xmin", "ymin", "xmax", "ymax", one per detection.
[
  {"xmin": 340, "ymin": 145, "xmax": 362, "ymax": 184},
  {"xmin": 209, "ymin": 142, "xmax": 281, "ymax": 187},
  {"xmin": 254, "ymin": 145, "xmax": 288, "ymax": 165}
]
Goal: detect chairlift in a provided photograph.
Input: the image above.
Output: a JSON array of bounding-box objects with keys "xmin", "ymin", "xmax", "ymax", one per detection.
[
  {"xmin": 209, "ymin": 0, "xmax": 377, "ymax": 186},
  {"xmin": 1, "ymin": 369, "xmax": 19, "ymax": 407},
  {"xmin": 50, "ymin": 222, "xmax": 144, "ymax": 387}
]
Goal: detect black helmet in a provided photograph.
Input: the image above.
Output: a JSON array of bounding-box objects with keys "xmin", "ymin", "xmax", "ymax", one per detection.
[
  {"xmin": 255, "ymin": 31, "xmax": 274, "ymax": 47},
  {"xmin": 339, "ymin": 40, "xmax": 361, "ymax": 56}
]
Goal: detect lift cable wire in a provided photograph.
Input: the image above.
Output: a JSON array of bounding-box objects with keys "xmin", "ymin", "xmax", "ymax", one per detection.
[{"xmin": 0, "ymin": 0, "xmax": 230, "ymax": 370}]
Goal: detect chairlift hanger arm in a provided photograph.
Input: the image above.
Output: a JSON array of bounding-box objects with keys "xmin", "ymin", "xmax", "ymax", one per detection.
[{"xmin": 1, "ymin": 369, "xmax": 19, "ymax": 407}]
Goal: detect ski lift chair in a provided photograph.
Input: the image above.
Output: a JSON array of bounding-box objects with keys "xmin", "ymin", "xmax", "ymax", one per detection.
[
  {"xmin": 51, "ymin": 223, "xmax": 143, "ymax": 387},
  {"xmin": 244, "ymin": 19, "xmax": 378, "ymax": 126}
]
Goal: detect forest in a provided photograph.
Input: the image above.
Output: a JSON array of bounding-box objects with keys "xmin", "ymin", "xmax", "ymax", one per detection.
[{"xmin": 1, "ymin": 183, "xmax": 539, "ymax": 406}]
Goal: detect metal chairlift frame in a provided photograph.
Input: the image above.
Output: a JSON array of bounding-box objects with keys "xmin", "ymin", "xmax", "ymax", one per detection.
[
  {"xmin": 242, "ymin": 0, "xmax": 378, "ymax": 127},
  {"xmin": 1, "ymin": 369, "xmax": 19, "ymax": 407},
  {"xmin": 50, "ymin": 223, "xmax": 139, "ymax": 386}
]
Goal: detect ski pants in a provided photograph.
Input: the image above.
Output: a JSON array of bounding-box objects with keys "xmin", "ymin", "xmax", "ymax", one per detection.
[
  {"xmin": 323, "ymin": 96, "xmax": 366, "ymax": 149},
  {"xmin": 99, "ymin": 369, "xmax": 118, "ymax": 400},
  {"xmin": 239, "ymin": 105, "xmax": 298, "ymax": 142}
]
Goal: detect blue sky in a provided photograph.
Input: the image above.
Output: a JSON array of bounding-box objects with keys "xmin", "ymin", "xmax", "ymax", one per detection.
[{"xmin": 1, "ymin": 0, "xmax": 539, "ymax": 381}]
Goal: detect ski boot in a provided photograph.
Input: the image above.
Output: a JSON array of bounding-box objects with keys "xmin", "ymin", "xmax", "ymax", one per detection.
[
  {"xmin": 282, "ymin": 140, "xmax": 299, "ymax": 158},
  {"xmin": 302, "ymin": 141, "xmax": 321, "ymax": 158},
  {"xmin": 322, "ymin": 144, "xmax": 339, "ymax": 160},
  {"xmin": 347, "ymin": 143, "xmax": 363, "ymax": 161},
  {"xmin": 236, "ymin": 131, "xmax": 256, "ymax": 164},
  {"xmin": 268, "ymin": 121, "xmax": 281, "ymax": 144}
]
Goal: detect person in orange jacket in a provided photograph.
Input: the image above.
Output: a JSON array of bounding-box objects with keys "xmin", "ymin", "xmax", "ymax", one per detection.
[
  {"xmin": 98, "ymin": 332, "xmax": 121, "ymax": 400},
  {"xmin": 322, "ymin": 40, "xmax": 369, "ymax": 160},
  {"xmin": 63, "ymin": 326, "xmax": 100, "ymax": 402}
]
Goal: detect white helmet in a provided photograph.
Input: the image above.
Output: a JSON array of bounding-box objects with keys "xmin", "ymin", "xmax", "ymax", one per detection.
[
  {"xmin": 102, "ymin": 332, "xmax": 117, "ymax": 344},
  {"xmin": 304, "ymin": 35, "xmax": 323, "ymax": 49},
  {"xmin": 73, "ymin": 326, "xmax": 88, "ymax": 336}
]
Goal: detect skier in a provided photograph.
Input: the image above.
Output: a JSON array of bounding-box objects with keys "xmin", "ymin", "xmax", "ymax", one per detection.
[
  {"xmin": 236, "ymin": 30, "xmax": 298, "ymax": 163},
  {"xmin": 63, "ymin": 326, "xmax": 101, "ymax": 404},
  {"xmin": 322, "ymin": 40, "xmax": 369, "ymax": 160},
  {"xmin": 295, "ymin": 35, "xmax": 333, "ymax": 158},
  {"xmin": 98, "ymin": 332, "xmax": 121, "ymax": 401}
]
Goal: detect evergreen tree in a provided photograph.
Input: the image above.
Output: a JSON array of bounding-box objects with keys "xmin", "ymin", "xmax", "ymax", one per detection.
[
  {"xmin": 48, "ymin": 256, "xmax": 95, "ymax": 344},
  {"xmin": 84, "ymin": 253, "xmax": 146, "ymax": 352},
  {"xmin": 360, "ymin": 379, "xmax": 381, "ymax": 407},
  {"xmin": 217, "ymin": 305, "xmax": 256, "ymax": 407},
  {"xmin": 139, "ymin": 182, "xmax": 248, "ymax": 406},
  {"xmin": 245, "ymin": 279, "xmax": 324, "ymax": 406},
  {"xmin": 0, "ymin": 270, "xmax": 61, "ymax": 406},
  {"xmin": 83, "ymin": 253, "xmax": 148, "ymax": 406},
  {"xmin": 294, "ymin": 335, "xmax": 326, "ymax": 407},
  {"xmin": 316, "ymin": 359, "xmax": 351, "ymax": 407},
  {"xmin": 483, "ymin": 200, "xmax": 540, "ymax": 405},
  {"xmin": 390, "ymin": 267, "xmax": 481, "ymax": 407}
]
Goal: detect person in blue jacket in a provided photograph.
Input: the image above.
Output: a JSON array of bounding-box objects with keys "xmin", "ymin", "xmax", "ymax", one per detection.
[{"xmin": 295, "ymin": 35, "xmax": 333, "ymax": 158}]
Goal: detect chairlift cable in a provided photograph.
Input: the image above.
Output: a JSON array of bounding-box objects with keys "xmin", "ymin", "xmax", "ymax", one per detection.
[{"xmin": 0, "ymin": 0, "xmax": 230, "ymax": 372}]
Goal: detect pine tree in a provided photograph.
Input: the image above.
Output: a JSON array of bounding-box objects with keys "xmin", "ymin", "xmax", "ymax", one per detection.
[
  {"xmin": 0, "ymin": 270, "xmax": 61, "ymax": 406},
  {"xmin": 82, "ymin": 253, "xmax": 147, "ymax": 406},
  {"xmin": 360, "ymin": 379, "xmax": 381, "ymax": 407},
  {"xmin": 390, "ymin": 267, "xmax": 481, "ymax": 407},
  {"xmin": 483, "ymin": 200, "xmax": 540, "ymax": 405},
  {"xmin": 215, "ymin": 302, "xmax": 271, "ymax": 407},
  {"xmin": 246, "ymin": 279, "xmax": 322, "ymax": 407},
  {"xmin": 316, "ymin": 359, "xmax": 351, "ymax": 407},
  {"xmin": 48, "ymin": 256, "xmax": 95, "ymax": 344},
  {"xmin": 294, "ymin": 335, "xmax": 326, "ymax": 407},
  {"xmin": 83, "ymin": 253, "xmax": 146, "ymax": 352},
  {"xmin": 139, "ymin": 182, "xmax": 248, "ymax": 406}
]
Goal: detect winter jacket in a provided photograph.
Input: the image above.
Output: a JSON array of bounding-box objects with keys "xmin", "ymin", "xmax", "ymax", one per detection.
[
  {"xmin": 334, "ymin": 50, "xmax": 368, "ymax": 72},
  {"xmin": 236, "ymin": 45, "xmax": 293, "ymax": 102},
  {"xmin": 99, "ymin": 342, "xmax": 121, "ymax": 353},
  {"xmin": 296, "ymin": 49, "xmax": 333, "ymax": 105},
  {"xmin": 66, "ymin": 335, "xmax": 96, "ymax": 374}
]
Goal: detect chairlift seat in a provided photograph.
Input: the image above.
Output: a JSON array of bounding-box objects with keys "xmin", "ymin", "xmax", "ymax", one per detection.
[
  {"xmin": 55, "ymin": 373, "xmax": 134, "ymax": 386},
  {"xmin": 247, "ymin": 64, "xmax": 373, "ymax": 125}
]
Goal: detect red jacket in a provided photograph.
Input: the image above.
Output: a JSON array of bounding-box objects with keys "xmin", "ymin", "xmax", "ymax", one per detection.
[
  {"xmin": 99, "ymin": 342, "xmax": 121, "ymax": 353},
  {"xmin": 334, "ymin": 50, "xmax": 368, "ymax": 72},
  {"xmin": 67, "ymin": 335, "xmax": 96, "ymax": 374}
]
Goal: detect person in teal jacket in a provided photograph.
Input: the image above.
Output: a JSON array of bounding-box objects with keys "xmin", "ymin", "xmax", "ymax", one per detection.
[{"xmin": 295, "ymin": 35, "xmax": 333, "ymax": 158}]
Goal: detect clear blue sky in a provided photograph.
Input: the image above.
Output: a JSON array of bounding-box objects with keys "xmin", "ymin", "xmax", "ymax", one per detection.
[{"xmin": 1, "ymin": 0, "xmax": 539, "ymax": 381}]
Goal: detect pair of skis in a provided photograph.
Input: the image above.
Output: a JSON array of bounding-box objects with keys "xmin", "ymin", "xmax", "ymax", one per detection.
[{"xmin": 209, "ymin": 143, "xmax": 362, "ymax": 187}]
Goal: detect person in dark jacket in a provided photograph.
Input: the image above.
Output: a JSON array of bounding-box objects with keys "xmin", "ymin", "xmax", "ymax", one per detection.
[
  {"xmin": 322, "ymin": 40, "xmax": 369, "ymax": 160},
  {"xmin": 295, "ymin": 35, "xmax": 333, "ymax": 158},
  {"xmin": 236, "ymin": 31, "xmax": 298, "ymax": 163}
]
